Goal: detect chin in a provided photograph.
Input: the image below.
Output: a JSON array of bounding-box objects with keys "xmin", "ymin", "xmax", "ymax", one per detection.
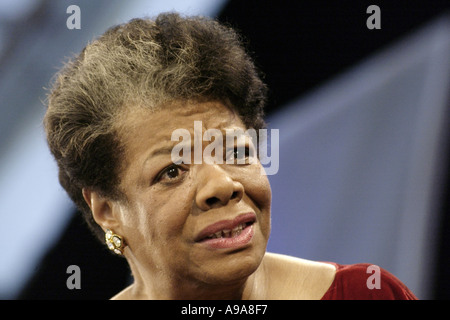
[{"xmin": 192, "ymin": 241, "xmax": 267, "ymax": 286}]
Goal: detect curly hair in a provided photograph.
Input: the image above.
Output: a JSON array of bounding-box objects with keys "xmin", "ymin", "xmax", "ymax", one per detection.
[{"xmin": 44, "ymin": 12, "xmax": 268, "ymax": 242}]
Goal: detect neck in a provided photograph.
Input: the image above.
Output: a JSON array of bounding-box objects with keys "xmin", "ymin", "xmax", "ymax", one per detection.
[{"xmin": 122, "ymin": 250, "xmax": 268, "ymax": 300}]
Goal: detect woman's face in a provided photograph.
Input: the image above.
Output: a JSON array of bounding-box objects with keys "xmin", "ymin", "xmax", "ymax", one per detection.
[{"xmin": 113, "ymin": 101, "xmax": 271, "ymax": 287}]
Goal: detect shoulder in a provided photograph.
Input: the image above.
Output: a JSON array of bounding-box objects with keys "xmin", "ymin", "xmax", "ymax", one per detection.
[
  {"xmin": 110, "ymin": 284, "xmax": 135, "ymax": 300},
  {"xmin": 262, "ymin": 253, "xmax": 337, "ymax": 299},
  {"xmin": 320, "ymin": 262, "xmax": 418, "ymax": 300}
]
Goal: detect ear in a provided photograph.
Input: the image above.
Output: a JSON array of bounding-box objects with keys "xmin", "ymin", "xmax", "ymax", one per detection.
[{"xmin": 82, "ymin": 188, "xmax": 120, "ymax": 231}]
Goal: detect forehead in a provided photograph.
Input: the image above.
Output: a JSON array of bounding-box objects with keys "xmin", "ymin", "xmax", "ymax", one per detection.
[{"xmin": 117, "ymin": 101, "xmax": 245, "ymax": 155}]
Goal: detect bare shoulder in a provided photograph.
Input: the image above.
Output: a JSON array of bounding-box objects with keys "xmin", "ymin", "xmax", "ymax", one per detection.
[
  {"xmin": 262, "ymin": 252, "xmax": 337, "ymax": 299},
  {"xmin": 110, "ymin": 285, "xmax": 134, "ymax": 300}
]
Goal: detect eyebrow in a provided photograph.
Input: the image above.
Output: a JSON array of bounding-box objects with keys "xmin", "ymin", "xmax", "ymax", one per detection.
[
  {"xmin": 143, "ymin": 145, "xmax": 176, "ymax": 166},
  {"xmin": 149, "ymin": 145, "xmax": 176, "ymax": 158},
  {"xmin": 143, "ymin": 142, "xmax": 193, "ymax": 168}
]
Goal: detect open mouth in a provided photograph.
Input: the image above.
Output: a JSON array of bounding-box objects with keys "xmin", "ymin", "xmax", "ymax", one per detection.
[
  {"xmin": 203, "ymin": 221, "xmax": 254, "ymax": 240},
  {"xmin": 196, "ymin": 213, "xmax": 256, "ymax": 249}
]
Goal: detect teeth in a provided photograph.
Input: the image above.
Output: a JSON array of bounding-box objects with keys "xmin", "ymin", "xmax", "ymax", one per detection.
[
  {"xmin": 232, "ymin": 224, "xmax": 243, "ymax": 237},
  {"xmin": 207, "ymin": 223, "xmax": 246, "ymax": 239},
  {"xmin": 222, "ymin": 229, "xmax": 231, "ymax": 237}
]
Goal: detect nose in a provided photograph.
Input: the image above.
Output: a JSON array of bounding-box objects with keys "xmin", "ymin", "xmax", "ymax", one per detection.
[{"xmin": 195, "ymin": 164, "xmax": 244, "ymax": 211}]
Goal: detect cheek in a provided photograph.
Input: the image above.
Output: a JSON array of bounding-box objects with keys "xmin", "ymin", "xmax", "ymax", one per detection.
[
  {"xmin": 239, "ymin": 164, "xmax": 272, "ymax": 236},
  {"xmin": 244, "ymin": 164, "xmax": 272, "ymax": 210},
  {"xmin": 255, "ymin": 175, "xmax": 272, "ymax": 235},
  {"xmin": 123, "ymin": 188, "xmax": 193, "ymax": 252}
]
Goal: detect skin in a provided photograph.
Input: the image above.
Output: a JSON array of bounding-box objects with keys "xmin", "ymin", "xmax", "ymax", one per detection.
[{"xmin": 82, "ymin": 101, "xmax": 336, "ymax": 299}]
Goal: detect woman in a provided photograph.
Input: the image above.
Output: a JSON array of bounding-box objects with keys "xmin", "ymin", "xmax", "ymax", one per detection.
[{"xmin": 44, "ymin": 13, "xmax": 417, "ymax": 300}]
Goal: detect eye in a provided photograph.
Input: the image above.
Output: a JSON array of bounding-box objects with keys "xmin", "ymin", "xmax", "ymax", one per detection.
[
  {"xmin": 225, "ymin": 146, "xmax": 251, "ymax": 164},
  {"xmin": 234, "ymin": 147, "xmax": 249, "ymax": 160},
  {"xmin": 154, "ymin": 164, "xmax": 187, "ymax": 184}
]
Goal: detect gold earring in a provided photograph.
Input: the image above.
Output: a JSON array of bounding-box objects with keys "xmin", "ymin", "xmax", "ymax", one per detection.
[{"xmin": 105, "ymin": 229, "xmax": 125, "ymax": 255}]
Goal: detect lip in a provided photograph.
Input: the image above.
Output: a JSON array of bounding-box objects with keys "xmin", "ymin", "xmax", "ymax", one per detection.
[{"xmin": 195, "ymin": 212, "xmax": 256, "ymax": 249}]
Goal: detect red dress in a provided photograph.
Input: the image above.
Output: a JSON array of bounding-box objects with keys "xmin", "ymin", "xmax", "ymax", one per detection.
[{"xmin": 320, "ymin": 263, "xmax": 418, "ymax": 300}]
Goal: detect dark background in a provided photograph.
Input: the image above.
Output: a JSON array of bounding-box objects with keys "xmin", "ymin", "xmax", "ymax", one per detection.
[{"xmin": 16, "ymin": 0, "xmax": 449, "ymax": 299}]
